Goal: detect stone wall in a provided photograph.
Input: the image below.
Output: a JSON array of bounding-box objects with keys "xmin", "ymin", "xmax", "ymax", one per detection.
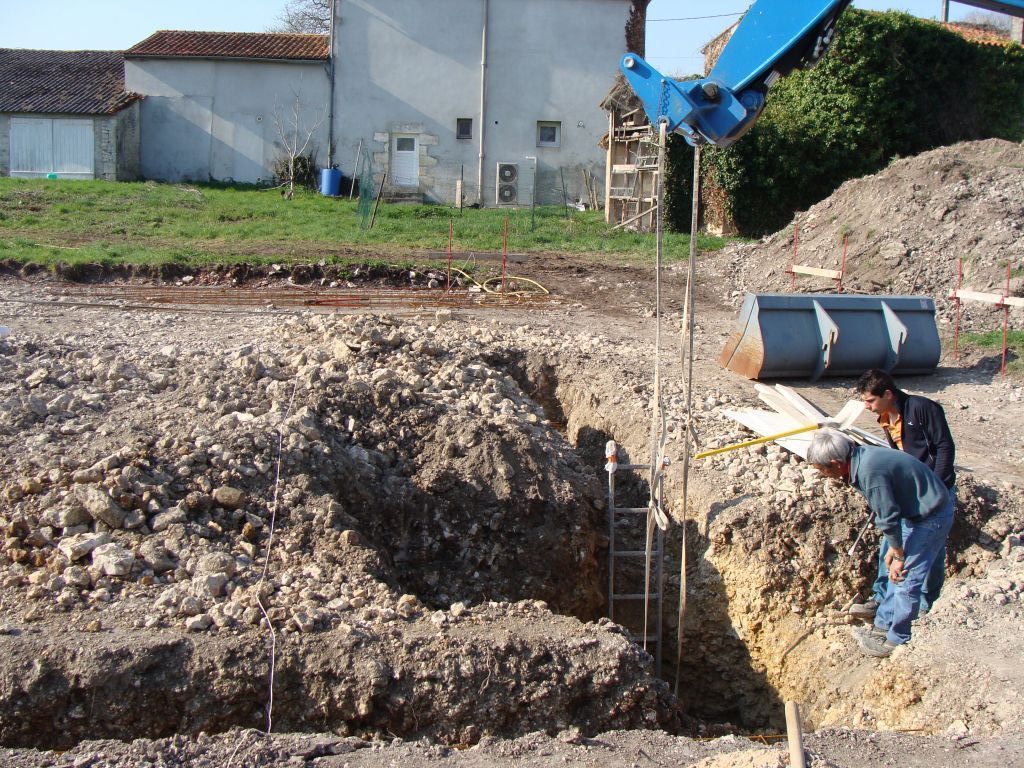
[
  {"xmin": 115, "ymin": 103, "xmax": 141, "ymax": 181},
  {"xmin": 0, "ymin": 115, "xmax": 9, "ymax": 176}
]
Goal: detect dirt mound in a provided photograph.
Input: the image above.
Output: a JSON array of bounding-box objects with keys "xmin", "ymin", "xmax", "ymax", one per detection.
[{"xmin": 705, "ymin": 139, "xmax": 1024, "ymax": 331}]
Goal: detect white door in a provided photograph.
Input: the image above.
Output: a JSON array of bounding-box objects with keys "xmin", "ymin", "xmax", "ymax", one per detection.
[
  {"xmin": 10, "ymin": 117, "xmax": 94, "ymax": 178},
  {"xmin": 391, "ymin": 135, "xmax": 419, "ymax": 187}
]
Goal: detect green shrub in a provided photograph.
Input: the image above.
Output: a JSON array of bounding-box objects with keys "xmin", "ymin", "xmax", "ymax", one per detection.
[
  {"xmin": 274, "ymin": 152, "xmax": 320, "ymax": 191},
  {"xmin": 680, "ymin": 9, "xmax": 1024, "ymax": 236}
]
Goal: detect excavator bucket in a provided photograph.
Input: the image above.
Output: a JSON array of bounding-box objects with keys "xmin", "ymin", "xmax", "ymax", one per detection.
[{"xmin": 719, "ymin": 293, "xmax": 941, "ymax": 380}]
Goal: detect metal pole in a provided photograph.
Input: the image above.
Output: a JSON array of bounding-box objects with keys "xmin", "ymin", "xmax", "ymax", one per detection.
[
  {"xmin": 477, "ymin": 0, "xmax": 489, "ymax": 207},
  {"xmin": 502, "ymin": 216, "xmax": 508, "ymax": 293},
  {"xmin": 606, "ymin": 442, "xmax": 618, "ymax": 621},
  {"xmin": 953, "ymin": 257, "xmax": 963, "ymax": 360},
  {"xmin": 447, "ymin": 218, "xmax": 453, "ymax": 292},
  {"xmin": 326, "ymin": 0, "xmax": 337, "ymax": 168},
  {"xmin": 1002, "ymin": 263, "xmax": 1010, "ymax": 376},
  {"xmin": 674, "ymin": 135, "xmax": 700, "ymax": 697},
  {"xmin": 790, "ymin": 223, "xmax": 799, "ymax": 290},
  {"xmin": 838, "ymin": 234, "xmax": 848, "ymax": 293}
]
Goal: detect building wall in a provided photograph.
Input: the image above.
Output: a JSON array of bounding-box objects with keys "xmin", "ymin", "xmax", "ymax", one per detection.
[
  {"xmin": 333, "ymin": 0, "xmax": 631, "ymax": 206},
  {"xmin": 125, "ymin": 58, "xmax": 329, "ymax": 184},
  {"xmin": 114, "ymin": 101, "xmax": 141, "ymax": 181}
]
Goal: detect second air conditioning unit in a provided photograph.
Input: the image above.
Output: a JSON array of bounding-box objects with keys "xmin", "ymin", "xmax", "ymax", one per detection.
[{"xmin": 496, "ymin": 162, "xmax": 518, "ymax": 205}]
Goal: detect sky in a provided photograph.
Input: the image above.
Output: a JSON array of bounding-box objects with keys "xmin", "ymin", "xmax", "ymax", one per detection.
[{"xmin": 0, "ymin": 0, "xmax": 1003, "ymax": 74}]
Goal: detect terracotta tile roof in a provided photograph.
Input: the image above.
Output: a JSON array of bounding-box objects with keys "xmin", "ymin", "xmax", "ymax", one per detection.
[
  {"xmin": 0, "ymin": 49, "xmax": 140, "ymax": 115},
  {"xmin": 125, "ymin": 31, "xmax": 329, "ymax": 61},
  {"xmin": 942, "ymin": 22, "xmax": 1014, "ymax": 47}
]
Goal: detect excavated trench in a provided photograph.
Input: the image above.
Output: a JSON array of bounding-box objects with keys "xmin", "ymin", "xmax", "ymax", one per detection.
[
  {"xmin": 0, "ymin": 320, "xmax": 671, "ymax": 750},
  {"xmin": 3, "ymin": 311, "xmax": 1005, "ymax": 751}
]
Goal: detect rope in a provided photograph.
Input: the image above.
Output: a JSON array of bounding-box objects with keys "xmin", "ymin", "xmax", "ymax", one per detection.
[
  {"xmin": 253, "ymin": 377, "xmax": 298, "ymax": 735},
  {"xmin": 642, "ymin": 121, "xmax": 671, "ymax": 656},
  {"xmin": 674, "ymin": 142, "xmax": 702, "ymax": 696}
]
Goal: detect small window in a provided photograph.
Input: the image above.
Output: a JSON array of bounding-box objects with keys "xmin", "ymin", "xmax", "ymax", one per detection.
[
  {"xmin": 456, "ymin": 118, "xmax": 473, "ymax": 140},
  {"xmin": 537, "ymin": 121, "xmax": 561, "ymax": 148},
  {"xmin": 396, "ymin": 137, "xmax": 415, "ymax": 152}
]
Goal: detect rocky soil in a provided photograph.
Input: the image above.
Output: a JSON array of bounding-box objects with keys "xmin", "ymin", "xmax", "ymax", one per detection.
[{"xmin": 0, "ymin": 138, "xmax": 1022, "ymax": 767}]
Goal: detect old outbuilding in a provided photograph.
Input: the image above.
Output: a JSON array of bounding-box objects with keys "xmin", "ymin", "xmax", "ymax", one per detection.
[{"xmin": 0, "ymin": 49, "xmax": 141, "ymax": 180}]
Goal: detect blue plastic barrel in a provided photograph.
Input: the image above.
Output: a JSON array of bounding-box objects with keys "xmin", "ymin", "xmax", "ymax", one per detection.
[{"xmin": 320, "ymin": 168, "xmax": 342, "ymax": 196}]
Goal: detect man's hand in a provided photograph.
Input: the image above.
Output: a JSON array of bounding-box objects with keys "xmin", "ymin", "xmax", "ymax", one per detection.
[{"xmin": 885, "ymin": 547, "xmax": 906, "ymax": 583}]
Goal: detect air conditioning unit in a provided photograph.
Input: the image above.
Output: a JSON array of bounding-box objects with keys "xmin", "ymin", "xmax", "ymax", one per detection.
[{"xmin": 496, "ymin": 162, "xmax": 518, "ymax": 205}]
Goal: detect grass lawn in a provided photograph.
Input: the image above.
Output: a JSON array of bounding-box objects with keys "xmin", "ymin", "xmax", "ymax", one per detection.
[
  {"xmin": 962, "ymin": 328, "xmax": 1024, "ymax": 374},
  {"xmin": 0, "ymin": 178, "xmax": 728, "ymax": 269}
]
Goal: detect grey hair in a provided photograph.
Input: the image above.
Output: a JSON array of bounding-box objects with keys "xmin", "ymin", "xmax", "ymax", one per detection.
[{"xmin": 807, "ymin": 429, "xmax": 855, "ymax": 466}]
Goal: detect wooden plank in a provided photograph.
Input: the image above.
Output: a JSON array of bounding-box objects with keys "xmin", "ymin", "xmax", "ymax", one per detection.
[
  {"xmin": 847, "ymin": 426, "xmax": 889, "ymax": 448},
  {"xmin": 949, "ymin": 288, "xmax": 1024, "ymax": 308},
  {"xmin": 612, "ymin": 164, "xmax": 638, "ymax": 174},
  {"xmin": 754, "ymin": 383, "xmax": 816, "ymax": 425},
  {"xmin": 612, "ymin": 204, "xmax": 657, "ymax": 230},
  {"xmin": 721, "ymin": 408, "xmax": 815, "ymax": 459},
  {"xmin": 791, "ymin": 264, "xmax": 842, "ymax": 279},
  {"xmin": 774, "ymin": 384, "xmax": 830, "ymax": 422},
  {"xmin": 833, "ymin": 399, "xmax": 865, "ymax": 429}
]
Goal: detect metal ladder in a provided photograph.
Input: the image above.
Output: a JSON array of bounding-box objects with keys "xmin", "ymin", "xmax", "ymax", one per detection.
[{"xmin": 604, "ymin": 440, "xmax": 664, "ymax": 677}]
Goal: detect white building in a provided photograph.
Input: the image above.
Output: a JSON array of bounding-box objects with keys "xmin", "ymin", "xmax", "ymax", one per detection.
[
  {"xmin": 118, "ymin": 1, "xmax": 643, "ymax": 204},
  {"xmin": 124, "ymin": 31, "xmax": 330, "ymax": 185},
  {"xmin": 332, "ymin": 0, "xmax": 638, "ymax": 206}
]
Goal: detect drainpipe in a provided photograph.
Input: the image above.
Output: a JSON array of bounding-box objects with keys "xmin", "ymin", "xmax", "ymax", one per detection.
[
  {"xmin": 327, "ymin": 0, "xmax": 337, "ymax": 167},
  {"xmin": 477, "ymin": 0, "xmax": 489, "ymax": 207}
]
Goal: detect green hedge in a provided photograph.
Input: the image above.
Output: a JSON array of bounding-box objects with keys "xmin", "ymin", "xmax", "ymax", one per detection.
[{"xmin": 667, "ymin": 9, "xmax": 1024, "ymax": 236}]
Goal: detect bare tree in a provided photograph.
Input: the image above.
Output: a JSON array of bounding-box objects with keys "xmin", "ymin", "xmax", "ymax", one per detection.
[
  {"xmin": 961, "ymin": 10, "xmax": 1012, "ymax": 34},
  {"xmin": 270, "ymin": 0, "xmax": 331, "ymax": 34},
  {"xmin": 273, "ymin": 84, "xmax": 326, "ymax": 198}
]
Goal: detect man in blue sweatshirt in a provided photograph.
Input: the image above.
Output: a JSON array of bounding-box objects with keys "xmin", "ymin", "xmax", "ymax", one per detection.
[
  {"xmin": 848, "ymin": 369, "xmax": 956, "ymax": 619},
  {"xmin": 808, "ymin": 430, "xmax": 954, "ymax": 657}
]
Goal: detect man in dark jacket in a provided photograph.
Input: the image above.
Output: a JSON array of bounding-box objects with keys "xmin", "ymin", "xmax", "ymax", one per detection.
[{"xmin": 848, "ymin": 369, "xmax": 956, "ymax": 619}]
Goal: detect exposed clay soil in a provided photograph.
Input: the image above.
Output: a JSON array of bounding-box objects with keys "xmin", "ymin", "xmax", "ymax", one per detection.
[{"xmin": 0, "ymin": 138, "xmax": 1022, "ymax": 767}]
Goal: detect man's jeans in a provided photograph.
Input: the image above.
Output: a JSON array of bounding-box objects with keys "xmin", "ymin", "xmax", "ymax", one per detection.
[
  {"xmin": 872, "ymin": 538, "xmax": 946, "ymax": 611},
  {"xmin": 872, "ymin": 486, "xmax": 955, "ymax": 611},
  {"xmin": 874, "ymin": 495, "xmax": 955, "ymax": 645}
]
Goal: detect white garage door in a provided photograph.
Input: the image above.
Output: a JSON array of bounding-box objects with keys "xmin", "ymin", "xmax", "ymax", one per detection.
[{"xmin": 10, "ymin": 117, "xmax": 95, "ymax": 179}]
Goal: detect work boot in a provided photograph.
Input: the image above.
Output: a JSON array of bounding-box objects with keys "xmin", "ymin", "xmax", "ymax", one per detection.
[
  {"xmin": 851, "ymin": 624, "xmax": 887, "ymax": 642},
  {"xmin": 856, "ymin": 632, "xmax": 899, "ymax": 658},
  {"xmin": 847, "ymin": 598, "xmax": 879, "ymax": 619}
]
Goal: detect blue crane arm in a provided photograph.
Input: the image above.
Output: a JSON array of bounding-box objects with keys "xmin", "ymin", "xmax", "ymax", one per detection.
[{"xmin": 621, "ymin": 0, "xmax": 853, "ymax": 148}]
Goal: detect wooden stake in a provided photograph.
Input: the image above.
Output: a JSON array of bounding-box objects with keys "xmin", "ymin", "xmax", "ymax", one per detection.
[
  {"xmin": 348, "ymin": 138, "xmax": 362, "ymax": 200},
  {"xmin": 785, "ymin": 701, "xmax": 806, "ymax": 768},
  {"xmin": 369, "ymin": 169, "xmax": 387, "ymax": 230}
]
